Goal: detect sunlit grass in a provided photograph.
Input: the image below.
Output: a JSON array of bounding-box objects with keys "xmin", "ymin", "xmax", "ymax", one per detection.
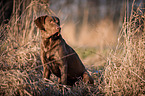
[{"xmin": 104, "ymin": 1, "xmax": 145, "ymax": 95}]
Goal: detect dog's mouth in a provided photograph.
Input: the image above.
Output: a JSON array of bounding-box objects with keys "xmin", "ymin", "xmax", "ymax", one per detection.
[{"xmin": 42, "ymin": 27, "xmax": 61, "ymax": 38}]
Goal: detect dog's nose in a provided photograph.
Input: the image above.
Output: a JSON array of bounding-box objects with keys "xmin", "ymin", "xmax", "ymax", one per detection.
[{"xmin": 56, "ymin": 26, "xmax": 61, "ymax": 30}]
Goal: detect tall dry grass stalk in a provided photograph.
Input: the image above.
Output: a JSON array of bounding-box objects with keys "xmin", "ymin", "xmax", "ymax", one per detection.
[{"xmin": 104, "ymin": 1, "xmax": 145, "ymax": 95}]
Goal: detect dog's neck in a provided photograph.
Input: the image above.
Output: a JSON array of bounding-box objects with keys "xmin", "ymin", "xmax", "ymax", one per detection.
[
  {"xmin": 41, "ymin": 32, "xmax": 62, "ymax": 52},
  {"xmin": 42, "ymin": 32, "xmax": 61, "ymax": 41}
]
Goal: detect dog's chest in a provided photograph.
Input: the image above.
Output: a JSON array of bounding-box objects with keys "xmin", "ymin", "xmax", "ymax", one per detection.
[
  {"xmin": 43, "ymin": 45, "xmax": 62, "ymax": 76},
  {"xmin": 42, "ymin": 41, "xmax": 61, "ymax": 61},
  {"xmin": 42, "ymin": 39, "xmax": 57, "ymax": 52}
]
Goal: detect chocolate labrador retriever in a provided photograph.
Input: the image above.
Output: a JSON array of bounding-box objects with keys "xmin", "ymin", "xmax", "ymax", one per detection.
[{"xmin": 34, "ymin": 15, "xmax": 94, "ymax": 86}]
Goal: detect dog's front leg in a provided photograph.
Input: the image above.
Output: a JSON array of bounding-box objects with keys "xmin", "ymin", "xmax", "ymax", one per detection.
[
  {"xmin": 41, "ymin": 50, "xmax": 51, "ymax": 79},
  {"xmin": 60, "ymin": 62, "xmax": 67, "ymax": 85},
  {"xmin": 43, "ymin": 65, "xmax": 51, "ymax": 79}
]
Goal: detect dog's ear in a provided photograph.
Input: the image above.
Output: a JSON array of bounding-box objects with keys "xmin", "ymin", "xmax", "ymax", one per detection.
[
  {"xmin": 34, "ymin": 16, "xmax": 47, "ymax": 31},
  {"xmin": 54, "ymin": 16, "xmax": 60, "ymax": 26}
]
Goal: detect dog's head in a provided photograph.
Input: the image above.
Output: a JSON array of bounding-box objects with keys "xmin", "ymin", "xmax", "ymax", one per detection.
[{"xmin": 34, "ymin": 15, "xmax": 61, "ymax": 38}]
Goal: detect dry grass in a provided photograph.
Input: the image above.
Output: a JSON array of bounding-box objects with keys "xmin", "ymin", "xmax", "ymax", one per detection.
[
  {"xmin": 0, "ymin": 0, "xmax": 144, "ymax": 96},
  {"xmin": 104, "ymin": 1, "xmax": 145, "ymax": 95}
]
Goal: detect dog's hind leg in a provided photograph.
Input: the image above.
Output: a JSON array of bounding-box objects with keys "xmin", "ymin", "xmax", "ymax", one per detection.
[{"xmin": 82, "ymin": 71, "xmax": 94, "ymax": 85}]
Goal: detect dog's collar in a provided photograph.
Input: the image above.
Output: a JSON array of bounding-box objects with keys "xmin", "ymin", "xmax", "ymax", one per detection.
[{"xmin": 48, "ymin": 32, "xmax": 61, "ymax": 40}]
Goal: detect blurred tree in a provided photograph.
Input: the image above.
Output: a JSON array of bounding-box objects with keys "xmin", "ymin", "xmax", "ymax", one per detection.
[
  {"xmin": 0, "ymin": 0, "xmax": 50, "ymax": 24},
  {"xmin": 0, "ymin": 0, "xmax": 13, "ymax": 24}
]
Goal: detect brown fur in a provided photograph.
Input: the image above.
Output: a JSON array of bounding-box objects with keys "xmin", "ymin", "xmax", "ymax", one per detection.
[{"xmin": 34, "ymin": 15, "xmax": 94, "ymax": 86}]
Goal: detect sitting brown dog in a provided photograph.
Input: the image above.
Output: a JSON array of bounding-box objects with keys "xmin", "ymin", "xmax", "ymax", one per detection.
[{"xmin": 34, "ymin": 15, "xmax": 94, "ymax": 86}]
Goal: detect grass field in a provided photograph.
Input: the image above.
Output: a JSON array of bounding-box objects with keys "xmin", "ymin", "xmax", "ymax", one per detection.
[{"xmin": 0, "ymin": 0, "xmax": 144, "ymax": 95}]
